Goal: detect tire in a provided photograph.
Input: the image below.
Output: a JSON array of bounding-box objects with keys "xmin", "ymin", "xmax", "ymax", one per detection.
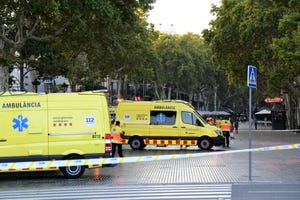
[
  {"xmin": 129, "ymin": 137, "xmax": 145, "ymax": 150},
  {"xmin": 59, "ymin": 155, "xmax": 85, "ymax": 179},
  {"xmin": 198, "ymin": 137, "xmax": 213, "ymax": 150}
]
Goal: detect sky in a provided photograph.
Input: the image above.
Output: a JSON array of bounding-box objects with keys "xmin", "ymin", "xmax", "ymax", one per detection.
[{"xmin": 147, "ymin": 0, "xmax": 221, "ymax": 35}]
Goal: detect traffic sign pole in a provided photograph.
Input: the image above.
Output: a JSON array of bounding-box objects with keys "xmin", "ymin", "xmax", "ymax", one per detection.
[
  {"xmin": 249, "ymin": 87, "xmax": 252, "ymax": 181},
  {"xmin": 247, "ymin": 65, "xmax": 257, "ymax": 181}
]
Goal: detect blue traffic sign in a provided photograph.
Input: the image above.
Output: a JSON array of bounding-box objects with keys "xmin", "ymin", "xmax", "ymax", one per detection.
[{"xmin": 247, "ymin": 65, "xmax": 257, "ymax": 88}]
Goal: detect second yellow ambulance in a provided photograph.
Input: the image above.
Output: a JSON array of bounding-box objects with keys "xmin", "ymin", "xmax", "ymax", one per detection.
[{"xmin": 116, "ymin": 100, "xmax": 224, "ymax": 150}]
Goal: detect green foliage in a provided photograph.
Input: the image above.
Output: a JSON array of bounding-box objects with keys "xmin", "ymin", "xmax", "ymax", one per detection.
[
  {"xmin": 0, "ymin": 0, "xmax": 156, "ymax": 91},
  {"xmin": 203, "ymin": 0, "xmax": 300, "ymax": 98},
  {"xmin": 151, "ymin": 32, "xmax": 223, "ymax": 105}
]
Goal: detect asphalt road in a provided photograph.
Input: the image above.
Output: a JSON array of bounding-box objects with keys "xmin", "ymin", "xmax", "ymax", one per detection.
[{"xmin": 0, "ymin": 122, "xmax": 299, "ymax": 199}]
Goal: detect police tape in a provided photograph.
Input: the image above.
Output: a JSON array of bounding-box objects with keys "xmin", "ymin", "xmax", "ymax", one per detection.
[{"xmin": 1, "ymin": 143, "xmax": 299, "ymax": 172}]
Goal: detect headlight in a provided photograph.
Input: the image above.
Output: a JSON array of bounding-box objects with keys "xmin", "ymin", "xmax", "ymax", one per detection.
[{"xmin": 215, "ymin": 130, "xmax": 222, "ymax": 136}]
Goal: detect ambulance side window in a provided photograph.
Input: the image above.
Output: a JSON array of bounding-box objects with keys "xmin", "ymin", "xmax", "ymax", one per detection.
[
  {"xmin": 150, "ymin": 111, "xmax": 176, "ymax": 125},
  {"xmin": 181, "ymin": 111, "xmax": 203, "ymax": 127}
]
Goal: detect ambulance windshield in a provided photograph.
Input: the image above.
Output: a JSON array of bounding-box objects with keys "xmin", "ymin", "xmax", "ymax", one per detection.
[{"xmin": 194, "ymin": 111, "xmax": 209, "ymax": 125}]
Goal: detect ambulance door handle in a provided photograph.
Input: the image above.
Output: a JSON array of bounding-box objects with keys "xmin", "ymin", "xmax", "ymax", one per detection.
[
  {"xmin": 181, "ymin": 126, "xmax": 186, "ymax": 128},
  {"xmin": 172, "ymin": 126, "xmax": 177, "ymax": 128},
  {"xmin": 0, "ymin": 139, "xmax": 7, "ymax": 142}
]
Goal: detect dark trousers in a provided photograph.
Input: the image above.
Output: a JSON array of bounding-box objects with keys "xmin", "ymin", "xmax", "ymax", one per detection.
[
  {"xmin": 112, "ymin": 143, "xmax": 124, "ymax": 157},
  {"xmin": 223, "ymin": 131, "xmax": 230, "ymax": 147}
]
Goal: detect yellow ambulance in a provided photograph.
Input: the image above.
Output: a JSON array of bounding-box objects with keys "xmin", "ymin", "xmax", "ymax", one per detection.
[
  {"xmin": 0, "ymin": 91, "xmax": 112, "ymax": 178},
  {"xmin": 116, "ymin": 100, "xmax": 224, "ymax": 150},
  {"xmin": 108, "ymin": 106, "xmax": 117, "ymax": 124}
]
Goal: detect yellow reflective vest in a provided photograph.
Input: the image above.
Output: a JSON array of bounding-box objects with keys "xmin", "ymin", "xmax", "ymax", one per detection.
[
  {"xmin": 111, "ymin": 126, "xmax": 123, "ymax": 144},
  {"xmin": 220, "ymin": 120, "xmax": 232, "ymax": 132}
]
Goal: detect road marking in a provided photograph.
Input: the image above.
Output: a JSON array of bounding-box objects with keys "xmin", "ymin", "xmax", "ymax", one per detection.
[{"xmin": 0, "ymin": 184, "xmax": 232, "ymax": 200}]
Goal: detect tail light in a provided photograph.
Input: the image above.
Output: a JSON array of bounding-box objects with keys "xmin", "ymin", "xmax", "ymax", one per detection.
[{"xmin": 105, "ymin": 133, "xmax": 112, "ymax": 153}]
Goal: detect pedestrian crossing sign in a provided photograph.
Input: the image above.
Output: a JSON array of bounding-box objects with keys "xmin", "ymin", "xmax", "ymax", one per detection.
[{"xmin": 247, "ymin": 65, "xmax": 257, "ymax": 88}]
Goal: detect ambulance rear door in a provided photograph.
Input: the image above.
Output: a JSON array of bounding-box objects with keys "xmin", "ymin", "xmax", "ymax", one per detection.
[{"xmin": 47, "ymin": 93, "xmax": 108, "ymax": 158}]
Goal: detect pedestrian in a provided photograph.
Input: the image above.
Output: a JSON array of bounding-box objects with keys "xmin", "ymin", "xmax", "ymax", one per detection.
[
  {"xmin": 253, "ymin": 116, "xmax": 258, "ymax": 130},
  {"xmin": 234, "ymin": 117, "xmax": 239, "ymax": 134},
  {"xmin": 206, "ymin": 117, "xmax": 215, "ymax": 126},
  {"xmin": 220, "ymin": 117, "xmax": 232, "ymax": 147},
  {"xmin": 229, "ymin": 117, "xmax": 234, "ymax": 139},
  {"xmin": 111, "ymin": 121, "xmax": 124, "ymax": 157},
  {"xmin": 215, "ymin": 116, "xmax": 221, "ymax": 128}
]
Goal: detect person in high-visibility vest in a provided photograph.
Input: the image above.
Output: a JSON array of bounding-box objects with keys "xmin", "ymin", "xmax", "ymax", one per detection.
[
  {"xmin": 111, "ymin": 121, "xmax": 124, "ymax": 157},
  {"xmin": 206, "ymin": 117, "xmax": 215, "ymax": 126},
  {"xmin": 220, "ymin": 118, "xmax": 232, "ymax": 147},
  {"xmin": 215, "ymin": 116, "xmax": 221, "ymax": 128}
]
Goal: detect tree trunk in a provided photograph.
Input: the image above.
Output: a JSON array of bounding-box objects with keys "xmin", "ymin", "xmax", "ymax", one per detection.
[
  {"xmin": 283, "ymin": 92, "xmax": 292, "ymax": 129},
  {"xmin": 0, "ymin": 66, "xmax": 9, "ymax": 92},
  {"xmin": 117, "ymin": 77, "xmax": 122, "ymax": 99},
  {"xmin": 19, "ymin": 64, "xmax": 25, "ymax": 91},
  {"xmin": 296, "ymin": 96, "xmax": 300, "ymax": 129},
  {"xmin": 188, "ymin": 93, "xmax": 193, "ymax": 104},
  {"xmin": 167, "ymin": 87, "xmax": 172, "ymax": 100},
  {"xmin": 153, "ymin": 82, "xmax": 160, "ymax": 100},
  {"xmin": 176, "ymin": 87, "xmax": 179, "ymax": 99},
  {"xmin": 159, "ymin": 85, "xmax": 166, "ymax": 100},
  {"xmin": 283, "ymin": 75, "xmax": 300, "ymax": 130},
  {"xmin": 197, "ymin": 93, "xmax": 201, "ymax": 110},
  {"xmin": 295, "ymin": 76, "xmax": 300, "ymax": 129}
]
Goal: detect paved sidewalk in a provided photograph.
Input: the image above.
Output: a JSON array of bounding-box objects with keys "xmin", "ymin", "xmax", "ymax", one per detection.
[{"xmin": 228, "ymin": 122, "xmax": 300, "ymax": 149}]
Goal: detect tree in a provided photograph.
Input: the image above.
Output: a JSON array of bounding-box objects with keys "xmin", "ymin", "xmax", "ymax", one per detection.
[
  {"xmin": 0, "ymin": 0, "xmax": 156, "ymax": 92},
  {"xmin": 42, "ymin": 0, "xmax": 156, "ymax": 93},
  {"xmin": 151, "ymin": 32, "xmax": 226, "ymax": 110},
  {"xmin": 270, "ymin": 0, "xmax": 300, "ymax": 128},
  {"xmin": 0, "ymin": 0, "xmax": 75, "ymax": 91},
  {"xmin": 203, "ymin": 0, "xmax": 300, "ymax": 127}
]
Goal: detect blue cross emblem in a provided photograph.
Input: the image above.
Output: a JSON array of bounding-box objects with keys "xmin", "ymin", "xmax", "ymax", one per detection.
[{"xmin": 12, "ymin": 115, "xmax": 29, "ymax": 132}]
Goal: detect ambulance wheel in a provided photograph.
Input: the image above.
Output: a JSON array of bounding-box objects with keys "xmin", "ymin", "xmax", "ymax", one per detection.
[
  {"xmin": 59, "ymin": 155, "xmax": 85, "ymax": 179},
  {"xmin": 198, "ymin": 137, "xmax": 213, "ymax": 150},
  {"xmin": 129, "ymin": 137, "xmax": 145, "ymax": 150}
]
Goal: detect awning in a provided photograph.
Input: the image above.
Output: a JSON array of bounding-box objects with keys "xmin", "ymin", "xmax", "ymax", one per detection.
[
  {"xmin": 255, "ymin": 109, "xmax": 271, "ymax": 115},
  {"xmin": 197, "ymin": 111, "xmax": 231, "ymax": 116}
]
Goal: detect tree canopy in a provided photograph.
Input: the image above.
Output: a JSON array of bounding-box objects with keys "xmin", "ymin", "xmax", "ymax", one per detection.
[
  {"xmin": 151, "ymin": 32, "xmax": 228, "ymax": 110},
  {"xmin": 203, "ymin": 0, "xmax": 300, "ymax": 128},
  {"xmin": 1, "ymin": 0, "xmax": 298, "ymax": 127},
  {"xmin": 203, "ymin": 0, "xmax": 300, "ymax": 98},
  {"xmin": 0, "ymin": 0, "xmax": 155, "ymax": 90}
]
